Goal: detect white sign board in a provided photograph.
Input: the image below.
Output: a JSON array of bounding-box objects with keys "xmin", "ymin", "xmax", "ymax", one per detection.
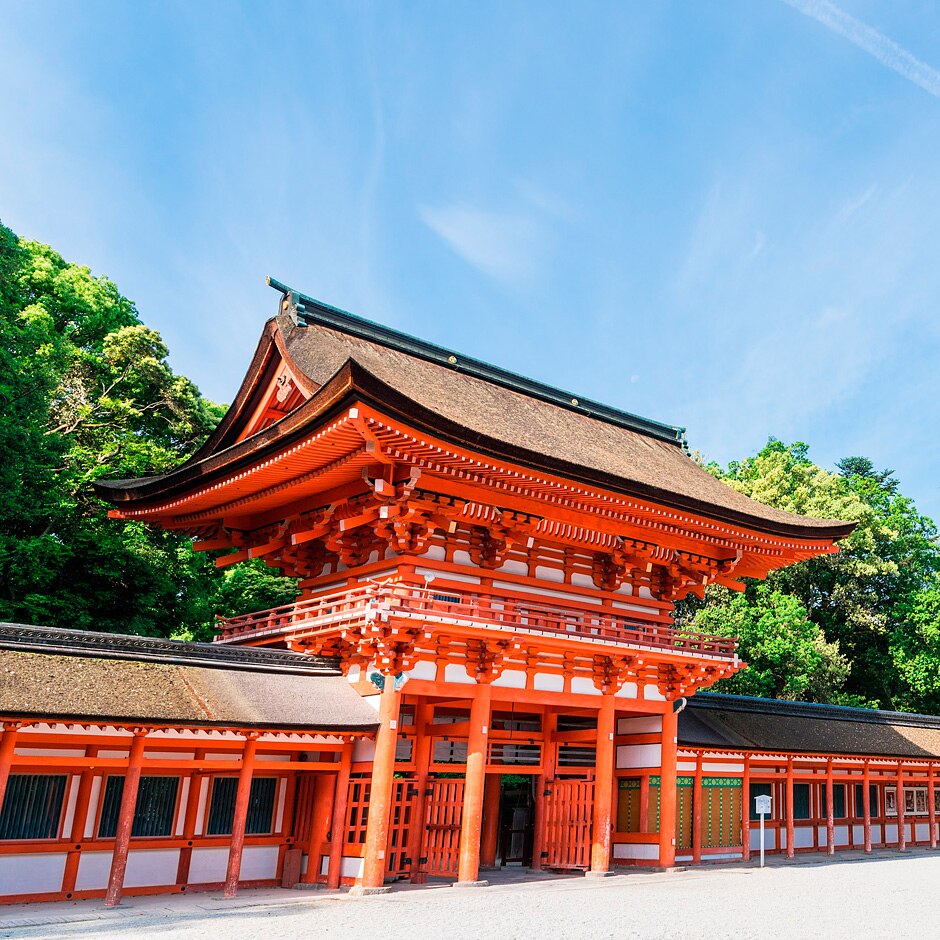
[{"xmin": 754, "ymin": 794, "xmax": 771, "ymax": 867}]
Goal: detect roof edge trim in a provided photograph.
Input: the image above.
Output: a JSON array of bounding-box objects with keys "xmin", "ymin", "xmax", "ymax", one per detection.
[{"xmin": 266, "ymin": 276, "xmax": 687, "ymax": 448}]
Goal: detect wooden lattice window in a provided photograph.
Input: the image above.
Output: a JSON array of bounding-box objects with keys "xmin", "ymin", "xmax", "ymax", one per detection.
[
  {"xmin": 0, "ymin": 774, "xmax": 67, "ymax": 841},
  {"xmin": 205, "ymin": 777, "xmax": 278, "ymax": 836},
  {"xmin": 98, "ymin": 775, "xmax": 180, "ymax": 839}
]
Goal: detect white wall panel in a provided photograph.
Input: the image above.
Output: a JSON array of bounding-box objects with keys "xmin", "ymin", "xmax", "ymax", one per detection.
[
  {"xmin": 124, "ymin": 848, "xmax": 181, "ymax": 888},
  {"xmin": 612, "ymin": 843, "xmax": 659, "ymax": 860},
  {"xmin": 618, "ymin": 716, "xmax": 662, "ymax": 735},
  {"xmin": 0, "ymin": 853, "xmax": 67, "ymax": 895},
  {"xmin": 75, "ymin": 851, "xmax": 113, "ymax": 891},
  {"xmin": 617, "ymin": 743, "xmax": 662, "ymax": 769}
]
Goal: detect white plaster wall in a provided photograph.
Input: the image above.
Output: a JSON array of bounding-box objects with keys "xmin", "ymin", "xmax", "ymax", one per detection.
[
  {"xmin": 491, "ymin": 581, "xmax": 601, "ymax": 605},
  {"xmin": 916, "ymin": 823, "xmax": 930, "ymax": 841},
  {"xmin": 612, "ymin": 844, "xmax": 659, "ymax": 860},
  {"xmin": 408, "ymin": 660, "xmax": 437, "ymax": 682},
  {"xmin": 423, "ymin": 544, "xmax": 446, "ymax": 561},
  {"xmin": 835, "ymin": 825, "xmax": 849, "ymax": 846},
  {"xmin": 702, "ymin": 762, "xmax": 744, "ymax": 774},
  {"xmin": 75, "ymin": 851, "xmax": 113, "ymax": 891},
  {"xmin": 319, "ymin": 855, "xmax": 330, "ymax": 876},
  {"xmin": 353, "ymin": 738, "xmax": 376, "ymax": 762},
  {"xmin": 175, "ymin": 778, "xmax": 191, "ymax": 835},
  {"xmin": 852, "ymin": 824, "xmax": 865, "ymax": 843},
  {"xmin": 416, "ymin": 566, "xmax": 481, "ymax": 584},
  {"xmin": 615, "ymin": 682, "xmax": 639, "ymax": 699},
  {"xmin": 124, "ymin": 848, "xmax": 181, "ymax": 888},
  {"xmin": 341, "ymin": 856, "xmax": 365, "ymax": 878},
  {"xmin": 617, "ymin": 743, "xmax": 662, "ymax": 769},
  {"xmin": 188, "ymin": 847, "xmax": 229, "ymax": 883},
  {"xmin": 618, "ymin": 715, "xmax": 662, "ymax": 735},
  {"xmin": 453, "ymin": 550, "xmax": 473, "ymax": 567},
  {"xmin": 885, "ymin": 824, "xmax": 898, "ymax": 842},
  {"xmin": 570, "ymin": 677, "xmax": 601, "ymax": 696},
  {"xmin": 750, "ymin": 829, "xmax": 777, "ymax": 850},
  {"xmin": 0, "ymin": 853, "xmax": 67, "ymax": 895},
  {"xmin": 84, "ymin": 776, "xmax": 103, "ymax": 838},
  {"xmin": 535, "ymin": 565, "xmax": 563, "ymax": 583},
  {"xmin": 872, "ymin": 824, "xmax": 883, "ymax": 843},
  {"xmin": 444, "ymin": 664, "xmax": 474, "ymax": 684},
  {"xmin": 492, "ymin": 669, "xmax": 527, "ymax": 689},
  {"xmin": 499, "ymin": 559, "xmax": 529, "ymax": 577},
  {"xmin": 570, "ymin": 573, "xmax": 595, "ymax": 589},
  {"xmin": 643, "ymin": 686, "xmax": 665, "ymax": 702},
  {"xmin": 533, "ymin": 673, "xmax": 564, "ymax": 692},
  {"xmin": 794, "ymin": 827, "xmax": 815, "ymax": 849},
  {"xmin": 239, "ymin": 845, "xmax": 279, "ymax": 881}
]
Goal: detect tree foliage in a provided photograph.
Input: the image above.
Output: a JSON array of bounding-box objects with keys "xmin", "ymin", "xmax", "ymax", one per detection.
[
  {"xmin": 0, "ymin": 221, "xmax": 296, "ymax": 637},
  {"xmin": 680, "ymin": 440, "xmax": 940, "ymax": 711}
]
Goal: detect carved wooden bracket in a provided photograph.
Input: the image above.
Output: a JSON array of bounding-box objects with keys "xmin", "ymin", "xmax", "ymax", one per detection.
[
  {"xmin": 591, "ymin": 654, "xmax": 636, "ymax": 693},
  {"xmin": 463, "ymin": 638, "xmax": 511, "ymax": 683}
]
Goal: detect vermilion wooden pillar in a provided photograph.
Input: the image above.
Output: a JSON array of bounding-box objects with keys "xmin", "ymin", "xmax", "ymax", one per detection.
[
  {"xmin": 741, "ymin": 756, "xmax": 751, "ymax": 862},
  {"xmin": 590, "ymin": 692, "xmax": 616, "ymax": 873},
  {"xmin": 691, "ymin": 752, "xmax": 703, "ymax": 865},
  {"xmin": 105, "ymin": 730, "xmax": 147, "ymax": 907},
  {"xmin": 327, "ymin": 742, "xmax": 354, "ymax": 889},
  {"xmin": 785, "ymin": 757, "xmax": 795, "ymax": 859},
  {"xmin": 825, "ymin": 758, "xmax": 835, "ymax": 855},
  {"xmin": 929, "ymin": 764, "xmax": 937, "ymax": 849},
  {"xmin": 531, "ymin": 710, "xmax": 558, "ymax": 870},
  {"xmin": 0, "ymin": 723, "xmax": 20, "ymax": 812},
  {"xmin": 897, "ymin": 762, "xmax": 906, "ymax": 852},
  {"xmin": 480, "ymin": 773, "xmax": 501, "ymax": 869},
  {"xmin": 223, "ymin": 734, "xmax": 258, "ymax": 898},
  {"xmin": 862, "ymin": 760, "xmax": 872, "ymax": 853},
  {"xmin": 177, "ymin": 752, "xmax": 206, "ymax": 887},
  {"xmin": 62, "ymin": 755, "xmax": 97, "ymax": 897},
  {"xmin": 302, "ymin": 774, "xmax": 336, "ymax": 884},
  {"xmin": 360, "ymin": 680, "xmax": 402, "ymax": 889},
  {"xmin": 658, "ymin": 707, "xmax": 678, "ymax": 868},
  {"xmin": 457, "ymin": 680, "xmax": 493, "ymax": 884}
]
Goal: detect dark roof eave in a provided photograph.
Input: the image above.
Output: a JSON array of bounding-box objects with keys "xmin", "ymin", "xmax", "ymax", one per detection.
[{"xmin": 96, "ymin": 361, "xmax": 855, "ymax": 542}]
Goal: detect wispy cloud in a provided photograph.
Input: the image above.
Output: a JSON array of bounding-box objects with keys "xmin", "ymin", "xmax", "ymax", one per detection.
[
  {"xmin": 781, "ymin": 0, "xmax": 940, "ymax": 99},
  {"xmin": 419, "ymin": 203, "xmax": 546, "ymax": 286}
]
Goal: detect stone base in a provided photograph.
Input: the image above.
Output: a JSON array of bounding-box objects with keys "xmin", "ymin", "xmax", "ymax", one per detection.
[
  {"xmin": 453, "ymin": 880, "xmax": 489, "ymax": 888},
  {"xmin": 348, "ymin": 885, "xmax": 393, "ymax": 897},
  {"xmin": 584, "ymin": 870, "xmax": 617, "ymax": 878}
]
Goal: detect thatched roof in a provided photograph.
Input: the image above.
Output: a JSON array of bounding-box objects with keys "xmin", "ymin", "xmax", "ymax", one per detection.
[
  {"xmin": 681, "ymin": 693, "xmax": 940, "ymax": 759},
  {"xmin": 97, "ymin": 285, "xmax": 854, "ymax": 542},
  {"xmin": 0, "ymin": 624, "xmax": 377, "ymax": 732}
]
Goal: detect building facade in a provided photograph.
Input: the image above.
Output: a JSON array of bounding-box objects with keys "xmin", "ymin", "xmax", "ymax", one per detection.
[{"xmin": 2, "ymin": 282, "xmax": 934, "ymax": 905}]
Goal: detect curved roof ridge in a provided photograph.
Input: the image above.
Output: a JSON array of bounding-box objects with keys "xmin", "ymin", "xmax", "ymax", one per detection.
[{"xmin": 268, "ymin": 277, "xmax": 687, "ymax": 448}]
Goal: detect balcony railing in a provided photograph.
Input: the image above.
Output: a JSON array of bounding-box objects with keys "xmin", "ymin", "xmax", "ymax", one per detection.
[{"xmin": 215, "ymin": 582, "xmax": 738, "ymax": 659}]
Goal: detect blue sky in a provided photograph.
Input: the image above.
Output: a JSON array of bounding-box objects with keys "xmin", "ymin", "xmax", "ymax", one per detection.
[{"xmin": 3, "ymin": 1, "xmax": 940, "ymax": 521}]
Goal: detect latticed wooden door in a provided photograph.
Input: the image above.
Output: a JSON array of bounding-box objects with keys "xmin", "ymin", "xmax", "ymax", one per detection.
[
  {"xmin": 344, "ymin": 776, "xmax": 417, "ymax": 879},
  {"xmin": 423, "ymin": 778, "xmax": 465, "ymax": 876},
  {"xmin": 543, "ymin": 779, "xmax": 594, "ymax": 869},
  {"xmin": 676, "ymin": 776, "xmax": 694, "ymax": 850},
  {"xmin": 701, "ymin": 778, "xmax": 742, "ymax": 848}
]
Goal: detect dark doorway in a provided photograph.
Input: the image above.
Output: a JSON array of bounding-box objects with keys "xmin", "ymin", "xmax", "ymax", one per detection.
[{"xmin": 498, "ymin": 776, "xmax": 535, "ymax": 866}]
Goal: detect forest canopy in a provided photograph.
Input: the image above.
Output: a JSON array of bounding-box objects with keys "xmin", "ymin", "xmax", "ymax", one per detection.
[
  {"xmin": 2, "ymin": 222, "xmax": 939, "ymax": 712},
  {"xmin": 0, "ymin": 221, "xmax": 297, "ymax": 640}
]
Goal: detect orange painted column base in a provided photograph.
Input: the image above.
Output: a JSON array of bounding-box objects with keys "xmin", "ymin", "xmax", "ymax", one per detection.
[
  {"xmin": 358, "ymin": 680, "xmax": 402, "ymax": 891},
  {"xmin": 456, "ymin": 681, "xmax": 493, "ymax": 885}
]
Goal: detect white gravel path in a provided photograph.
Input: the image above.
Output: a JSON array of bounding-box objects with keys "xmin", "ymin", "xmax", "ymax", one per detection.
[{"xmin": 2, "ymin": 851, "xmax": 937, "ymax": 940}]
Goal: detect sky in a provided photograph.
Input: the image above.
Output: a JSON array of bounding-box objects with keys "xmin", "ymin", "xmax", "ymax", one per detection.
[{"xmin": 2, "ymin": 1, "xmax": 940, "ymax": 521}]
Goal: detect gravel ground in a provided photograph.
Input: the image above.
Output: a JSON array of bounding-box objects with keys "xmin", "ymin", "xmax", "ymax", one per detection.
[{"xmin": 2, "ymin": 851, "xmax": 938, "ymax": 940}]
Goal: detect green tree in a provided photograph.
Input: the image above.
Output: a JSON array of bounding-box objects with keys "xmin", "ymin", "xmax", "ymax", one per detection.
[
  {"xmin": 0, "ymin": 221, "xmax": 296, "ymax": 636},
  {"xmin": 685, "ymin": 439, "xmax": 940, "ymax": 709},
  {"xmin": 693, "ymin": 585, "xmax": 850, "ymax": 701}
]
